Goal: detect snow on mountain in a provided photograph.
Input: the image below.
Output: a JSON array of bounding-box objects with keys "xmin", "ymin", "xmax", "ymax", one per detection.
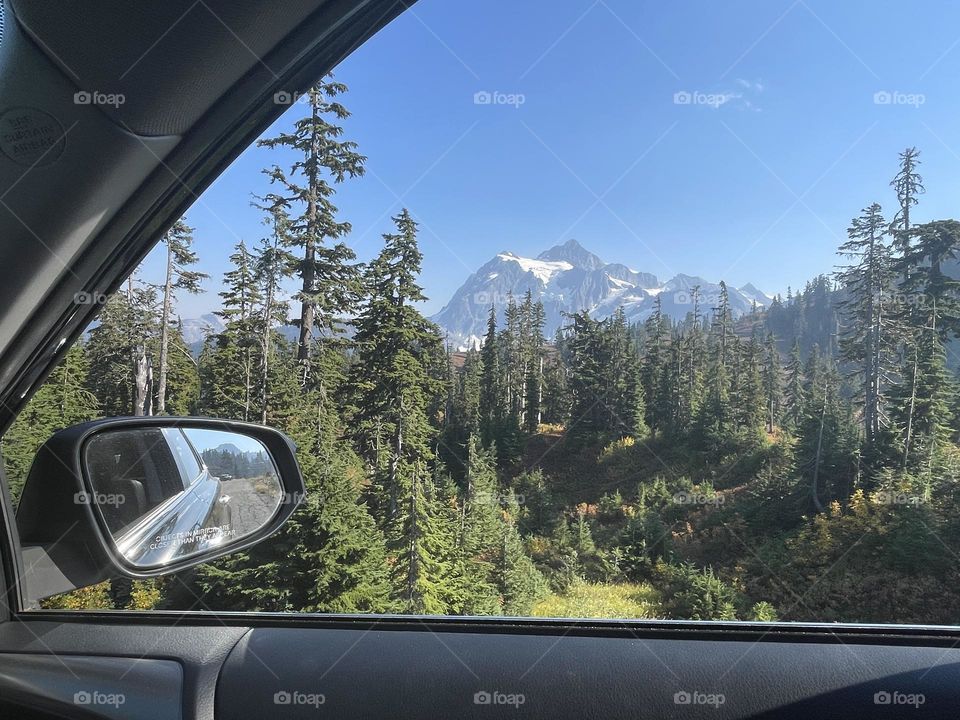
[
  {"xmin": 739, "ymin": 282, "xmax": 774, "ymax": 307},
  {"xmin": 497, "ymin": 253, "xmax": 573, "ymax": 284},
  {"xmin": 431, "ymin": 240, "xmax": 770, "ymax": 349},
  {"xmin": 180, "ymin": 313, "xmax": 224, "ymax": 346}
]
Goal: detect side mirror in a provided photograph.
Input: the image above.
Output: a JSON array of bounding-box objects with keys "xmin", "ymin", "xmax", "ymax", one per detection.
[{"xmin": 15, "ymin": 417, "xmax": 305, "ymax": 605}]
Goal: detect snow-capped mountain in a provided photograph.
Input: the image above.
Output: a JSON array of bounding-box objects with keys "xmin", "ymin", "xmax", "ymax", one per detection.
[
  {"xmin": 180, "ymin": 313, "xmax": 225, "ymax": 346},
  {"xmin": 431, "ymin": 240, "xmax": 771, "ymax": 349}
]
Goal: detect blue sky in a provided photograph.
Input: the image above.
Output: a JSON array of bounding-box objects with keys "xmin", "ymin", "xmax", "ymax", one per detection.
[{"xmin": 138, "ymin": 0, "xmax": 960, "ymax": 317}]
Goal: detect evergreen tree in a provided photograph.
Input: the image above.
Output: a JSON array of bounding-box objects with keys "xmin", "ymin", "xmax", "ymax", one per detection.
[
  {"xmin": 901, "ymin": 220, "xmax": 960, "ymax": 339},
  {"xmin": 734, "ymin": 332, "xmax": 765, "ymax": 436},
  {"xmin": 440, "ymin": 349, "xmax": 481, "ymax": 479},
  {"xmin": 763, "ymin": 332, "xmax": 783, "ymax": 433},
  {"xmin": 252, "ymin": 206, "xmax": 294, "ymax": 423},
  {"xmin": 161, "ymin": 322, "xmax": 200, "ymax": 415},
  {"xmin": 459, "ymin": 437, "xmax": 505, "ymax": 614},
  {"xmin": 889, "ymin": 147, "xmax": 924, "ymax": 255},
  {"xmin": 211, "ymin": 241, "xmax": 263, "ymax": 421},
  {"xmin": 678, "ymin": 286, "xmax": 707, "ymax": 433},
  {"xmin": 345, "ymin": 210, "xmax": 459, "ymax": 612},
  {"xmin": 697, "ymin": 282, "xmax": 734, "ymax": 452},
  {"xmin": 523, "ymin": 295, "xmax": 546, "ymax": 433},
  {"xmin": 794, "ymin": 349, "xmax": 860, "ymax": 512},
  {"xmin": 783, "ymin": 339, "xmax": 805, "ymax": 433},
  {"xmin": 496, "ymin": 493, "xmax": 548, "ymax": 615},
  {"xmin": 156, "ymin": 218, "xmax": 206, "ymax": 415},
  {"xmin": 890, "ymin": 304, "xmax": 955, "ymax": 470},
  {"xmin": 641, "ymin": 295, "xmax": 669, "ymax": 434},
  {"xmin": 258, "ymin": 76, "xmax": 365, "ymax": 384},
  {"xmin": 86, "ymin": 281, "xmax": 159, "ymax": 416},
  {"xmin": 837, "ymin": 203, "xmax": 898, "ymax": 468}
]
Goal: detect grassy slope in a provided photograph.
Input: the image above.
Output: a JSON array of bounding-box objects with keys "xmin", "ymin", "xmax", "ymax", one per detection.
[{"xmin": 532, "ymin": 582, "xmax": 661, "ymax": 620}]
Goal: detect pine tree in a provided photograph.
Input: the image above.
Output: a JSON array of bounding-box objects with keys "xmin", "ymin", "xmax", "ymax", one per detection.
[
  {"xmin": 901, "ymin": 220, "xmax": 960, "ymax": 339},
  {"xmin": 496, "ymin": 492, "xmax": 548, "ymax": 615},
  {"xmin": 345, "ymin": 210, "xmax": 460, "ymax": 612},
  {"xmin": 258, "ymin": 76, "xmax": 365, "ymax": 384},
  {"xmin": 734, "ymin": 332, "xmax": 765, "ymax": 436},
  {"xmin": 794, "ymin": 349, "xmax": 859, "ymax": 512},
  {"xmin": 216, "ymin": 241, "xmax": 262, "ymax": 421},
  {"xmin": 678, "ymin": 286, "xmax": 707, "ymax": 433},
  {"xmin": 161, "ymin": 322, "xmax": 200, "ymax": 415},
  {"xmin": 440, "ymin": 349, "xmax": 482, "ymax": 478},
  {"xmin": 763, "ymin": 332, "xmax": 783, "ymax": 433},
  {"xmin": 891, "ymin": 303, "xmax": 955, "ymax": 470},
  {"xmin": 86, "ymin": 281, "xmax": 159, "ymax": 416},
  {"xmin": 252, "ymin": 206, "xmax": 294, "ymax": 423},
  {"xmin": 783, "ymin": 339, "xmax": 805, "ymax": 433},
  {"xmin": 889, "ymin": 147, "xmax": 924, "ymax": 256},
  {"xmin": 540, "ymin": 341, "xmax": 570, "ymax": 426},
  {"xmin": 697, "ymin": 282, "xmax": 734, "ymax": 452},
  {"xmin": 156, "ymin": 218, "xmax": 206, "ymax": 415},
  {"xmin": 459, "ymin": 437, "xmax": 505, "ymax": 614},
  {"xmin": 523, "ymin": 295, "xmax": 546, "ymax": 433},
  {"xmin": 641, "ymin": 295, "xmax": 669, "ymax": 434},
  {"xmin": 837, "ymin": 203, "xmax": 898, "ymax": 468},
  {"xmin": 191, "ymin": 337, "xmax": 393, "ymax": 613},
  {"xmin": 478, "ymin": 305, "xmax": 517, "ymax": 453}
]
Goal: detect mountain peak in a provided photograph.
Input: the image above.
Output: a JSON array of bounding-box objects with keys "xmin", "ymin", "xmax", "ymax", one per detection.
[
  {"xmin": 536, "ymin": 239, "xmax": 604, "ymax": 270},
  {"xmin": 739, "ymin": 283, "xmax": 773, "ymax": 305}
]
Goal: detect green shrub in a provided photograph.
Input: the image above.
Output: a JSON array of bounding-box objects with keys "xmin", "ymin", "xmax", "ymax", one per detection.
[{"xmin": 656, "ymin": 562, "xmax": 738, "ymax": 621}]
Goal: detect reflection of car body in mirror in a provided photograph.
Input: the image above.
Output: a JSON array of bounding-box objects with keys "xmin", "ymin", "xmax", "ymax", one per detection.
[
  {"xmin": 84, "ymin": 427, "xmax": 282, "ymax": 567},
  {"xmin": 15, "ymin": 417, "xmax": 305, "ymax": 606}
]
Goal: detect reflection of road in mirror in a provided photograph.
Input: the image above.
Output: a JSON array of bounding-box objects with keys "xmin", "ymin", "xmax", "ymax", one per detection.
[
  {"xmin": 219, "ymin": 476, "xmax": 282, "ymax": 538},
  {"xmin": 84, "ymin": 426, "xmax": 283, "ymax": 568}
]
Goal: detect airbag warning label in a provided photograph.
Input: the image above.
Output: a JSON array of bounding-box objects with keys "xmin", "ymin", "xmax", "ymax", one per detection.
[{"xmin": 0, "ymin": 107, "xmax": 65, "ymax": 166}]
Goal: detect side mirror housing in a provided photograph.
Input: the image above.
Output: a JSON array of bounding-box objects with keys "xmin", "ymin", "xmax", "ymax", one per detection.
[{"xmin": 15, "ymin": 417, "xmax": 305, "ymax": 605}]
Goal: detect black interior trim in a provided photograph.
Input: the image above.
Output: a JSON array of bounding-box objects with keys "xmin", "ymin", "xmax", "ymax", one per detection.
[{"xmin": 19, "ymin": 610, "xmax": 960, "ymax": 648}]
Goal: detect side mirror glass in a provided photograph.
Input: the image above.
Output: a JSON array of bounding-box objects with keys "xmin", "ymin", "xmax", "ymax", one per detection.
[{"xmin": 83, "ymin": 427, "xmax": 283, "ymax": 568}]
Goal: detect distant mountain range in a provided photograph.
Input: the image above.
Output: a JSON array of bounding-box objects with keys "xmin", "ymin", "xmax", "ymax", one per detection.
[
  {"xmin": 180, "ymin": 312, "xmax": 297, "ymax": 355},
  {"xmin": 177, "ymin": 239, "xmax": 774, "ymax": 353},
  {"xmin": 430, "ymin": 239, "xmax": 773, "ymax": 349}
]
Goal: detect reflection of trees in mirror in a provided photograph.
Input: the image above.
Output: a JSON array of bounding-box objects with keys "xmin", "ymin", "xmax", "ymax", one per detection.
[{"xmin": 200, "ymin": 448, "xmax": 273, "ymax": 480}]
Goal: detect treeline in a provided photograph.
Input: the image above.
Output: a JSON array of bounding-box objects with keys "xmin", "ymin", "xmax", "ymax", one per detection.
[
  {"xmin": 6, "ymin": 75, "xmax": 960, "ymax": 623},
  {"xmin": 4, "ymin": 78, "xmax": 549, "ymax": 616}
]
